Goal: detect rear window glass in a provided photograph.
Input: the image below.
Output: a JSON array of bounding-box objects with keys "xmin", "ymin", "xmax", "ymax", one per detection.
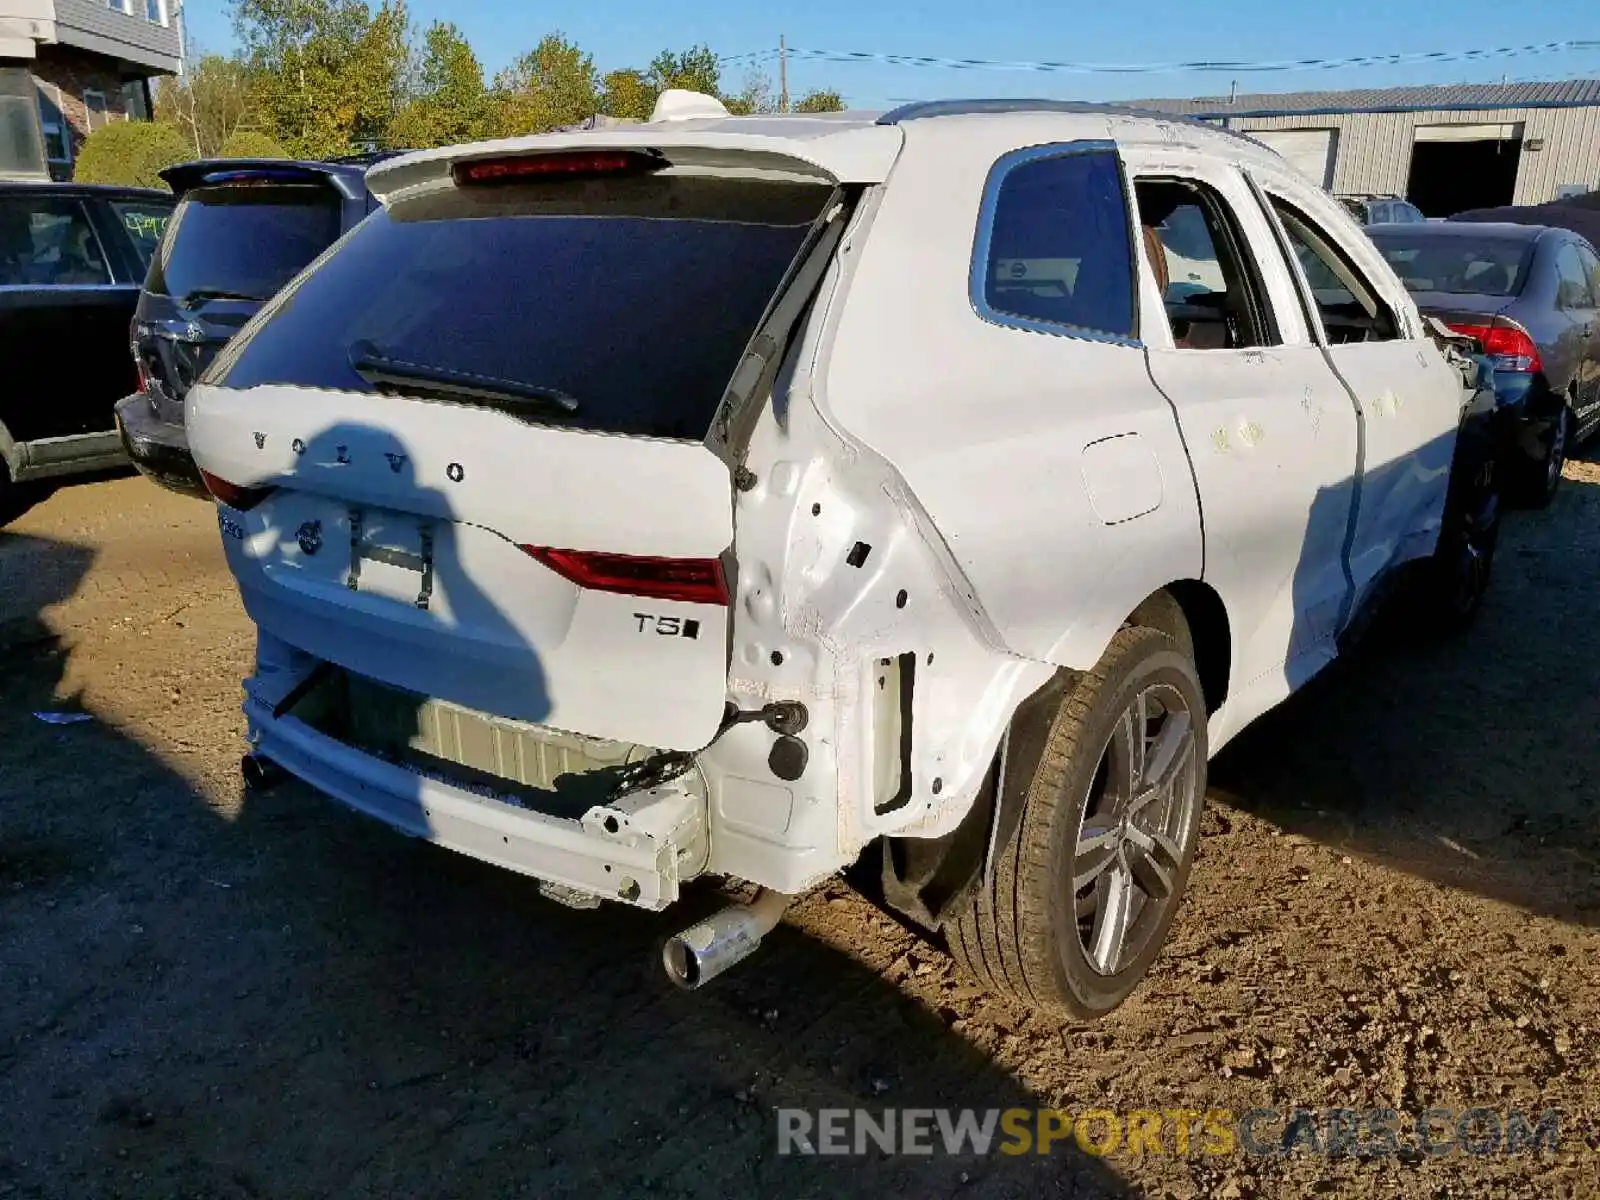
[
  {"xmin": 111, "ymin": 199, "xmax": 174, "ymax": 270},
  {"xmin": 210, "ymin": 174, "xmax": 831, "ymax": 439},
  {"xmin": 147, "ymin": 182, "xmax": 341, "ymax": 303},
  {"xmin": 978, "ymin": 148, "xmax": 1135, "ymax": 340},
  {"xmin": 1369, "ymin": 233, "xmax": 1532, "ymax": 297}
]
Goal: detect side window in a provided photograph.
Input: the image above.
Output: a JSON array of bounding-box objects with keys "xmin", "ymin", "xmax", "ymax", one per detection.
[
  {"xmin": 110, "ymin": 200, "xmax": 172, "ymax": 270},
  {"xmin": 1553, "ymin": 244, "xmax": 1595, "ymax": 309},
  {"xmin": 0, "ymin": 197, "xmax": 112, "ymax": 287},
  {"xmin": 1579, "ymin": 245, "xmax": 1600, "ymax": 302},
  {"xmin": 977, "ymin": 147, "xmax": 1136, "ymax": 340},
  {"xmin": 1268, "ymin": 196, "xmax": 1401, "ymax": 345},
  {"xmin": 83, "ymin": 89, "xmax": 108, "ymax": 133},
  {"xmin": 1133, "ymin": 178, "xmax": 1278, "ymax": 350},
  {"xmin": 1372, "ymin": 202, "xmax": 1392, "ymax": 224},
  {"xmin": 35, "ymin": 83, "xmax": 72, "ymax": 168}
]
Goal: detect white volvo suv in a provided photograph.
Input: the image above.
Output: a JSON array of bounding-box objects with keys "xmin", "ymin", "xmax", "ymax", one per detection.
[{"xmin": 187, "ymin": 93, "xmax": 1498, "ymax": 1019}]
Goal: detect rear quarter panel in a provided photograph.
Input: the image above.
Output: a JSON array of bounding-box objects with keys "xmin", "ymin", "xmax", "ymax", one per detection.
[{"xmin": 818, "ymin": 115, "xmax": 1204, "ymax": 672}]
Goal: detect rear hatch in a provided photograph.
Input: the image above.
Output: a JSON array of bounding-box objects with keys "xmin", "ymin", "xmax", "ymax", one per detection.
[
  {"xmin": 133, "ymin": 165, "xmax": 346, "ymax": 424},
  {"xmin": 188, "ymin": 150, "xmax": 842, "ymax": 751}
]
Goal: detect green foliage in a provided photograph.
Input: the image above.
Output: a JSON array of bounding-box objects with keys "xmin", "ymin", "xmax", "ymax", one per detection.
[
  {"xmin": 203, "ymin": 15, "xmax": 846, "ymax": 147},
  {"xmin": 232, "ymin": 0, "xmax": 410, "ymax": 157},
  {"xmin": 648, "ymin": 45, "xmax": 720, "ymax": 97},
  {"xmin": 216, "ymin": 129, "xmax": 289, "ymax": 158},
  {"xmin": 489, "ymin": 32, "xmax": 600, "ymax": 135},
  {"xmin": 723, "ymin": 70, "xmax": 776, "ymax": 116},
  {"xmin": 794, "ymin": 89, "xmax": 846, "ymax": 114},
  {"xmin": 73, "ymin": 120, "xmax": 192, "ymax": 188},
  {"xmin": 154, "ymin": 53, "xmax": 256, "ymax": 157},
  {"xmin": 599, "ymin": 68, "xmax": 655, "ymax": 121},
  {"xmin": 389, "ymin": 20, "xmax": 490, "ymax": 147}
]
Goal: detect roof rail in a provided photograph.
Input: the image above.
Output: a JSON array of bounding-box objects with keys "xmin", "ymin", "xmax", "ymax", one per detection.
[{"xmin": 875, "ymin": 97, "xmax": 1267, "ymax": 147}]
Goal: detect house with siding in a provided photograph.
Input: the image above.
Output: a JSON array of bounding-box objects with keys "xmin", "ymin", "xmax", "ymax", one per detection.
[
  {"xmin": 1136, "ymin": 80, "xmax": 1600, "ymax": 216},
  {"xmin": 0, "ymin": 0, "xmax": 180, "ymax": 180}
]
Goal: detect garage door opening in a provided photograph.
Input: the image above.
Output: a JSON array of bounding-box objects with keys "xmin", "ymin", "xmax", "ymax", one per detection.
[{"xmin": 1406, "ymin": 126, "xmax": 1522, "ymax": 216}]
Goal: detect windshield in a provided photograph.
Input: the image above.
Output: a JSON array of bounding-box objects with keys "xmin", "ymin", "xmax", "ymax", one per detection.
[
  {"xmin": 146, "ymin": 182, "xmax": 341, "ymax": 303},
  {"xmin": 1369, "ymin": 233, "xmax": 1532, "ymax": 297},
  {"xmin": 210, "ymin": 174, "xmax": 832, "ymax": 439}
]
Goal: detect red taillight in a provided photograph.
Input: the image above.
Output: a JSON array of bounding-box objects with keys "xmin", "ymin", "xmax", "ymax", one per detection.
[
  {"xmin": 199, "ymin": 469, "xmax": 274, "ymax": 512},
  {"xmin": 521, "ymin": 546, "xmax": 728, "ymax": 606},
  {"xmin": 451, "ymin": 151, "xmax": 664, "ymax": 187},
  {"xmin": 1445, "ymin": 320, "xmax": 1543, "ymax": 373}
]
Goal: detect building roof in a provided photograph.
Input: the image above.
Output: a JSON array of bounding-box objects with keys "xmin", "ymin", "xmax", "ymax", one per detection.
[{"xmin": 1133, "ymin": 79, "xmax": 1600, "ymax": 119}]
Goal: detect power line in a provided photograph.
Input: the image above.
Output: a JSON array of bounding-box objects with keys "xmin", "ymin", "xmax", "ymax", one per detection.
[{"xmin": 719, "ymin": 37, "xmax": 1600, "ymax": 78}]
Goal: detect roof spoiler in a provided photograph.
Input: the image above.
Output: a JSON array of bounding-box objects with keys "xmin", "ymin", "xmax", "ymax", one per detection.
[{"xmin": 158, "ymin": 159, "xmax": 367, "ymax": 198}]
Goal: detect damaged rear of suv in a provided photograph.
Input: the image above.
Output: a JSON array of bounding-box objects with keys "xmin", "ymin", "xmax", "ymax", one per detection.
[{"xmin": 188, "ymin": 94, "xmax": 1488, "ymax": 1019}]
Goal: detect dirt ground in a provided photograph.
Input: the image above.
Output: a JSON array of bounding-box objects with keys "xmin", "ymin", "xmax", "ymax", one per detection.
[{"xmin": 2, "ymin": 461, "xmax": 1598, "ymax": 1200}]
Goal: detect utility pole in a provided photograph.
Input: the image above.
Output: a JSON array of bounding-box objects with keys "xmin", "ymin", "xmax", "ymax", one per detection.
[{"xmin": 779, "ymin": 34, "xmax": 789, "ymax": 113}]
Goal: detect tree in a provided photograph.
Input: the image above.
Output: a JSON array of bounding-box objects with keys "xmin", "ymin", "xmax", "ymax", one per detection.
[
  {"xmin": 647, "ymin": 45, "xmax": 719, "ymax": 97},
  {"xmin": 389, "ymin": 20, "xmax": 489, "ymax": 147},
  {"xmin": 231, "ymin": 0, "xmax": 411, "ymax": 157},
  {"xmin": 489, "ymin": 32, "xmax": 600, "ymax": 135},
  {"xmin": 74, "ymin": 121, "xmax": 192, "ymax": 187},
  {"xmin": 723, "ymin": 69, "xmax": 776, "ymax": 116},
  {"xmin": 217, "ymin": 129, "xmax": 289, "ymax": 157},
  {"xmin": 793, "ymin": 89, "xmax": 845, "ymax": 114},
  {"xmin": 599, "ymin": 67, "xmax": 655, "ymax": 121},
  {"xmin": 154, "ymin": 53, "xmax": 256, "ymax": 157}
]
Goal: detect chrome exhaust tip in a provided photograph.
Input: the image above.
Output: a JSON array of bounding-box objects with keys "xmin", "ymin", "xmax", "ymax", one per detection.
[
  {"xmin": 662, "ymin": 889, "xmax": 792, "ymax": 990},
  {"xmin": 241, "ymin": 753, "xmax": 285, "ymax": 793}
]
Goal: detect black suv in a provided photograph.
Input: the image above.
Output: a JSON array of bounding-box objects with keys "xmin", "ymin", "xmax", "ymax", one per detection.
[
  {"xmin": 116, "ymin": 156, "xmax": 392, "ymax": 497},
  {"xmin": 1, "ymin": 181, "xmax": 174, "ymax": 521}
]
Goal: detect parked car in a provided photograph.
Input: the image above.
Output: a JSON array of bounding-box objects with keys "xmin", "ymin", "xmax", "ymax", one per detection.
[
  {"xmin": 1339, "ymin": 194, "xmax": 1427, "ymax": 225},
  {"xmin": 115, "ymin": 156, "xmax": 394, "ymax": 498},
  {"xmin": 0, "ymin": 180, "xmax": 174, "ymax": 522},
  {"xmin": 1367, "ymin": 221, "xmax": 1600, "ymax": 506},
  {"xmin": 185, "ymin": 94, "xmax": 1497, "ymax": 1019}
]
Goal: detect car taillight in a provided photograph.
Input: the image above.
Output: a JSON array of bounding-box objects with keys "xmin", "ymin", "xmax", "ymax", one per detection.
[
  {"xmin": 1445, "ymin": 320, "xmax": 1543, "ymax": 373},
  {"xmin": 451, "ymin": 150, "xmax": 665, "ymax": 186},
  {"xmin": 199, "ymin": 469, "xmax": 274, "ymax": 512},
  {"xmin": 520, "ymin": 546, "xmax": 728, "ymax": 606}
]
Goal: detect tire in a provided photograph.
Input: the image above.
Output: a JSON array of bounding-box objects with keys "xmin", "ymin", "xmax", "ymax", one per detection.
[
  {"xmin": 947, "ymin": 626, "xmax": 1208, "ymax": 1020},
  {"xmin": 0, "ymin": 461, "xmax": 27, "ymax": 529},
  {"xmin": 1426, "ymin": 438, "xmax": 1501, "ymax": 633},
  {"xmin": 1518, "ymin": 405, "xmax": 1569, "ymax": 509}
]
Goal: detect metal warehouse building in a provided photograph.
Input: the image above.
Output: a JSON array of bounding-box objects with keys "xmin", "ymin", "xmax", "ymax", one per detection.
[{"xmin": 1138, "ymin": 80, "xmax": 1600, "ymax": 216}]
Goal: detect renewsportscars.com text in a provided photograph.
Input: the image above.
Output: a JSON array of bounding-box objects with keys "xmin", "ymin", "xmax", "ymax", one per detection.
[{"xmin": 776, "ymin": 1106, "xmax": 1561, "ymax": 1159}]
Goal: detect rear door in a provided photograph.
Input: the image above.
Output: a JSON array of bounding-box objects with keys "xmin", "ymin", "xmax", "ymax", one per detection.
[
  {"xmin": 1553, "ymin": 240, "xmax": 1600, "ymax": 428},
  {"xmin": 188, "ymin": 157, "xmax": 838, "ymax": 750},
  {"xmin": 1578, "ymin": 242, "xmax": 1600, "ymax": 432},
  {"xmin": 1253, "ymin": 178, "xmax": 1460, "ymax": 606},
  {"xmin": 1122, "ymin": 149, "xmax": 1362, "ymax": 695},
  {"xmin": 0, "ymin": 192, "xmax": 135, "ymax": 441}
]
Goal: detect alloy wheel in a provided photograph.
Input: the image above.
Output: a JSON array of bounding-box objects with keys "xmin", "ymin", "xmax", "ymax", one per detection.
[{"xmin": 1071, "ymin": 683, "xmax": 1201, "ymax": 976}]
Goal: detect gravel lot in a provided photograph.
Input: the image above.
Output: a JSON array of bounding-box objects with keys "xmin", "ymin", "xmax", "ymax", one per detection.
[{"xmin": 2, "ymin": 462, "xmax": 1598, "ymax": 1199}]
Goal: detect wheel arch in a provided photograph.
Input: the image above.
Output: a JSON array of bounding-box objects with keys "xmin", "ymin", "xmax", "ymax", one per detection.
[
  {"xmin": 1127, "ymin": 580, "xmax": 1232, "ymax": 715},
  {"xmin": 881, "ymin": 579, "xmax": 1230, "ymax": 933},
  {"xmin": 0, "ymin": 418, "xmax": 19, "ymax": 477}
]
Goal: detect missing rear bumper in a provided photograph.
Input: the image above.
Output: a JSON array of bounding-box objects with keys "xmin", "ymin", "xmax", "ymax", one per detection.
[{"xmin": 242, "ymin": 682, "xmax": 710, "ymax": 909}]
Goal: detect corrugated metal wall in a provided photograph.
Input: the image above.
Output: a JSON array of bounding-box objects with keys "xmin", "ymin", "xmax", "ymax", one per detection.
[{"xmin": 1220, "ymin": 107, "xmax": 1600, "ymax": 204}]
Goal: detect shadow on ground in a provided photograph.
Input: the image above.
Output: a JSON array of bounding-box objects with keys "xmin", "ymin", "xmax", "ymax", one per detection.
[
  {"xmin": 1210, "ymin": 463, "xmax": 1600, "ymax": 928},
  {"xmin": 0, "ymin": 524, "xmax": 1136, "ymax": 1198}
]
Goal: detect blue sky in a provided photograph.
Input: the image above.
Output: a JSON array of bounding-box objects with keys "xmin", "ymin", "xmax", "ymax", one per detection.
[{"xmin": 182, "ymin": 0, "xmax": 1600, "ymax": 109}]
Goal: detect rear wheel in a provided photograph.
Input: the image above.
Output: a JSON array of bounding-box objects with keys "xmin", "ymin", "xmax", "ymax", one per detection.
[
  {"xmin": 1426, "ymin": 435, "xmax": 1501, "ymax": 632},
  {"xmin": 0, "ymin": 461, "xmax": 26, "ymax": 528},
  {"xmin": 947, "ymin": 627, "xmax": 1207, "ymax": 1020},
  {"xmin": 1519, "ymin": 405, "xmax": 1569, "ymax": 508}
]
